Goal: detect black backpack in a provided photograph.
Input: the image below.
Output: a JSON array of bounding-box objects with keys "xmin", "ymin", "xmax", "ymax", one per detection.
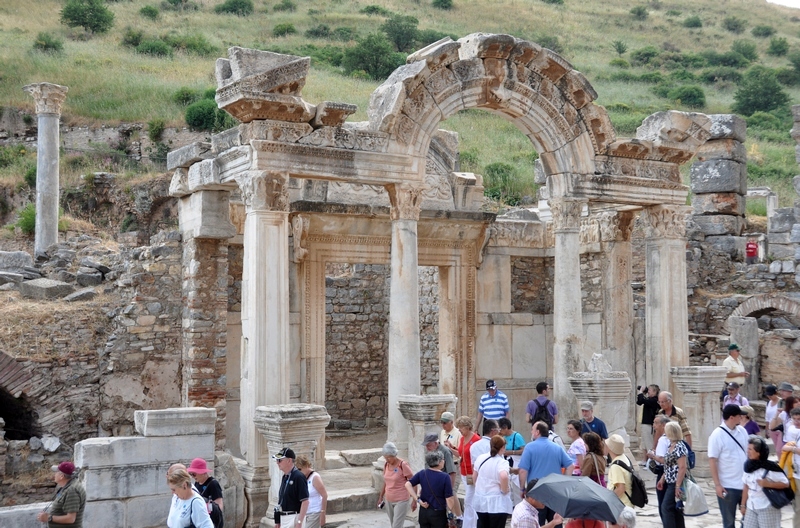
[
  {"xmin": 611, "ymin": 458, "xmax": 648, "ymax": 508},
  {"xmin": 531, "ymin": 398, "xmax": 555, "ymax": 429},
  {"xmin": 196, "ymin": 477, "xmax": 224, "ymax": 528}
]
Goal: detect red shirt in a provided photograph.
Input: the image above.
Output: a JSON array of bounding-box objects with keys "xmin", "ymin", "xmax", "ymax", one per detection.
[
  {"xmin": 458, "ymin": 433, "xmax": 481, "ymax": 476},
  {"xmin": 746, "ymin": 242, "xmax": 758, "ymax": 257}
]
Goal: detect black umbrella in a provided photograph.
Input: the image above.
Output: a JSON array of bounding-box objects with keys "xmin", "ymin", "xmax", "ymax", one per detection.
[{"xmin": 529, "ymin": 473, "xmax": 626, "ymax": 523}]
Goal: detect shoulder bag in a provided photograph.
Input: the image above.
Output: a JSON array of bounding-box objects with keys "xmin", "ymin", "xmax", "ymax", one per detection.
[
  {"xmin": 762, "ymin": 468, "xmax": 795, "ymax": 509},
  {"xmin": 682, "ymin": 472, "xmax": 708, "ymax": 516}
]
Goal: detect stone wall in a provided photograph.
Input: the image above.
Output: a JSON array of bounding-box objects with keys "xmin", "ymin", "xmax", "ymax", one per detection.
[
  {"xmin": 510, "ymin": 257, "xmax": 553, "ymax": 314},
  {"xmin": 580, "ymin": 253, "xmax": 603, "ymax": 314},
  {"xmin": 760, "ymin": 330, "xmax": 800, "ymax": 388}
]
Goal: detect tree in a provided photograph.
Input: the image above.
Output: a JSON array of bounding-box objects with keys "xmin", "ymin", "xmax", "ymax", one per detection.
[
  {"xmin": 612, "ymin": 40, "xmax": 628, "ymax": 56},
  {"xmin": 380, "ymin": 14, "xmax": 419, "ymax": 52},
  {"xmin": 342, "ymin": 33, "xmax": 406, "ymax": 79},
  {"xmin": 767, "ymin": 37, "xmax": 789, "ymax": 57},
  {"xmin": 60, "ymin": 0, "xmax": 115, "ymax": 34},
  {"xmin": 732, "ymin": 66, "xmax": 789, "ymax": 116}
]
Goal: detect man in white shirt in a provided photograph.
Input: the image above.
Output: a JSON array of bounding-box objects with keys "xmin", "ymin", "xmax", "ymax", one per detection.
[
  {"xmin": 722, "ymin": 344, "xmax": 749, "ymax": 386},
  {"xmin": 780, "ymin": 407, "xmax": 800, "ymax": 528},
  {"xmin": 708, "ymin": 404, "xmax": 748, "ymax": 528}
]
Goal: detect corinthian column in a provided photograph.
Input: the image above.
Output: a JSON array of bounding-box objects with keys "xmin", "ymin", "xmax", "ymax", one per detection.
[
  {"xmin": 550, "ymin": 197, "xmax": 586, "ymax": 436},
  {"xmin": 385, "ymin": 183, "xmax": 424, "ymax": 454},
  {"xmin": 642, "ymin": 205, "xmax": 690, "ymax": 400},
  {"xmin": 23, "ymin": 83, "xmax": 68, "ymax": 258}
]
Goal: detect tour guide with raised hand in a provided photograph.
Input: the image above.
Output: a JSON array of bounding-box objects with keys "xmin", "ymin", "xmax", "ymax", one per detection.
[
  {"xmin": 273, "ymin": 447, "xmax": 309, "ymax": 528},
  {"xmin": 36, "ymin": 461, "xmax": 86, "ymax": 528},
  {"xmin": 477, "ymin": 379, "xmax": 509, "ymax": 429}
]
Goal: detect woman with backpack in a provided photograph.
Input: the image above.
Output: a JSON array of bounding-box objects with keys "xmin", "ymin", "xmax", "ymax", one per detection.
[
  {"xmin": 657, "ymin": 422, "xmax": 688, "ymax": 528},
  {"xmin": 188, "ymin": 458, "xmax": 223, "ymax": 528}
]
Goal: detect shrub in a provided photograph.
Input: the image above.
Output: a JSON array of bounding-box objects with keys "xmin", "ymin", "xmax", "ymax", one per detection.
[
  {"xmin": 789, "ymin": 51, "xmax": 800, "ymax": 71},
  {"xmin": 542, "ymin": 0, "xmax": 564, "ymax": 3},
  {"xmin": 746, "ymin": 111, "xmax": 785, "ymax": 130},
  {"xmin": 214, "ymin": 0, "xmax": 253, "ymax": 15},
  {"xmin": 147, "ymin": 118, "xmax": 166, "ymax": 142},
  {"xmin": 342, "ymin": 33, "xmax": 406, "ymax": 79},
  {"xmin": 295, "ymin": 44, "xmax": 345, "ymax": 67},
  {"xmin": 699, "ymin": 66, "xmax": 743, "ymax": 84},
  {"xmin": 24, "ymin": 164, "xmax": 36, "ymax": 188},
  {"xmin": 535, "ymin": 34, "xmax": 563, "ymax": 54},
  {"xmin": 483, "ymin": 162, "xmax": 522, "ymax": 205},
  {"xmin": 630, "ymin": 45, "xmax": 660, "ymax": 66},
  {"xmin": 752, "ymin": 25, "xmax": 776, "ymax": 38},
  {"xmin": 203, "ymin": 87, "xmax": 217, "ymax": 99},
  {"xmin": 0, "ymin": 145, "xmax": 27, "ymax": 168},
  {"xmin": 609, "ymin": 58, "xmax": 630, "ymax": 68},
  {"xmin": 732, "ymin": 66, "xmax": 790, "ymax": 116},
  {"xmin": 630, "ymin": 6, "xmax": 648, "ymax": 20},
  {"xmin": 16, "ymin": 203, "xmax": 36, "ymax": 235},
  {"xmin": 140, "ymin": 5, "xmax": 159, "ymax": 20},
  {"xmin": 767, "ymin": 37, "xmax": 789, "ymax": 56},
  {"xmin": 381, "ymin": 14, "xmax": 419, "ymax": 52},
  {"xmin": 273, "ymin": 0, "xmax": 296, "ymax": 12},
  {"xmin": 273, "ymin": 23, "xmax": 296, "ymax": 37},
  {"xmin": 612, "ymin": 40, "xmax": 627, "ymax": 56},
  {"xmin": 162, "ymin": 0, "xmax": 198, "ymax": 11},
  {"xmin": 173, "ymin": 87, "xmax": 201, "ymax": 105},
  {"xmin": 162, "ymin": 33, "xmax": 217, "ymax": 55},
  {"xmin": 669, "ymin": 69, "xmax": 697, "ymax": 81},
  {"xmin": 776, "ymin": 67, "xmax": 800, "ymax": 86},
  {"xmin": 667, "ymin": 84, "xmax": 705, "ymax": 107},
  {"xmin": 701, "ymin": 50, "xmax": 749, "ymax": 68},
  {"xmin": 732, "ymin": 40, "xmax": 758, "ymax": 62},
  {"xmin": 650, "ymin": 81, "xmax": 675, "ymax": 98},
  {"xmin": 136, "ymin": 38, "xmax": 172, "ymax": 57},
  {"xmin": 305, "ymin": 24, "xmax": 331, "ymax": 38},
  {"xmin": 722, "ymin": 16, "xmax": 746, "ymax": 34},
  {"xmin": 683, "ymin": 15, "xmax": 702, "ymax": 28},
  {"xmin": 121, "ymin": 27, "xmax": 144, "ymax": 47},
  {"xmin": 60, "ymin": 0, "xmax": 115, "ymax": 34},
  {"xmin": 332, "ymin": 27, "xmax": 357, "ymax": 41},
  {"xmin": 665, "ymin": 9, "xmax": 681, "ymax": 16},
  {"xmin": 360, "ymin": 5, "xmax": 391, "ymax": 16},
  {"xmin": 432, "ymin": 0, "xmax": 453, "ymax": 8},
  {"xmin": 417, "ymin": 29, "xmax": 458, "ymax": 47},
  {"xmin": 185, "ymin": 99, "xmax": 218, "ymax": 130},
  {"xmin": 33, "ymin": 32, "xmax": 64, "ymax": 53}
]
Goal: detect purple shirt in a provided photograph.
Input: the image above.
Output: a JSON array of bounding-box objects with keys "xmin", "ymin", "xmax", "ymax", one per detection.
[{"xmin": 525, "ymin": 396, "xmax": 558, "ymax": 421}]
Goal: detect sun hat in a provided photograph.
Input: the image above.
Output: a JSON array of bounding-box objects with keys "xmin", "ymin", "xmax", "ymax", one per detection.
[
  {"xmin": 605, "ymin": 434, "xmax": 625, "ymax": 455},
  {"xmin": 187, "ymin": 458, "xmax": 209, "ymax": 474}
]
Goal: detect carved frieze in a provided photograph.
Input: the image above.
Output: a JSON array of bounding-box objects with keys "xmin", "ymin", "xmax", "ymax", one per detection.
[
  {"xmin": 386, "ymin": 183, "xmax": 425, "ymax": 221},
  {"xmin": 558, "ymin": 70, "xmax": 597, "ymax": 110},
  {"xmin": 579, "ymin": 217, "xmax": 600, "ymax": 245},
  {"xmin": 311, "ymin": 101, "xmax": 357, "ymax": 128},
  {"xmin": 597, "ymin": 211, "xmax": 635, "ymax": 242},
  {"xmin": 579, "ymin": 103, "xmax": 616, "ymax": 155},
  {"xmin": 641, "ymin": 205, "xmax": 687, "ymax": 239},
  {"xmin": 528, "ymin": 48, "xmax": 571, "ymax": 84},
  {"xmin": 550, "ymin": 198, "xmax": 584, "ymax": 232},
  {"xmin": 489, "ymin": 221, "xmax": 547, "ymax": 248},
  {"xmin": 636, "ymin": 110, "xmax": 712, "ymax": 151},
  {"xmin": 216, "ymin": 48, "xmax": 309, "ymax": 96},
  {"xmin": 424, "ymin": 66, "xmax": 461, "ymax": 105},
  {"xmin": 238, "ymin": 171, "xmax": 289, "ymax": 212},
  {"xmin": 291, "ymin": 215, "xmax": 309, "ymax": 263},
  {"xmin": 594, "ymin": 156, "xmax": 681, "ymax": 183},
  {"xmin": 403, "ymin": 83, "xmax": 436, "ymax": 123},
  {"xmin": 508, "ymin": 39, "xmax": 542, "ymax": 67},
  {"xmin": 23, "ymin": 82, "xmax": 68, "ymax": 115},
  {"xmin": 218, "ymin": 93, "xmax": 316, "ymax": 124},
  {"xmin": 239, "ymin": 120, "xmax": 314, "ymax": 144},
  {"xmin": 458, "ymin": 33, "xmax": 516, "ymax": 60},
  {"xmin": 297, "ymin": 125, "xmax": 389, "ymax": 152}
]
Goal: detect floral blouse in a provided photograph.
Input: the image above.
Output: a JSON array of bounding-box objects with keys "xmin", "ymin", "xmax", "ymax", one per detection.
[{"xmin": 663, "ymin": 441, "xmax": 687, "ymax": 484}]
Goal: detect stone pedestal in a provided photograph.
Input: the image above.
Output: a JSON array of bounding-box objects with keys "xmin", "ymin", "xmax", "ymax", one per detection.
[
  {"xmin": 23, "ymin": 82, "xmax": 68, "ymax": 258},
  {"xmin": 236, "ymin": 460, "xmax": 270, "ymax": 528},
  {"xmin": 670, "ymin": 366, "xmax": 727, "ymax": 478},
  {"xmin": 568, "ymin": 354, "xmax": 632, "ymax": 444},
  {"xmin": 397, "ymin": 394, "xmax": 457, "ymax": 472},
  {"xmin": 727, "ymin": 317, "xmax": 760, "ymax": 402},
  {"xmin": 253, "ymin": 404, "xmax": 330, "ymax": 527}
]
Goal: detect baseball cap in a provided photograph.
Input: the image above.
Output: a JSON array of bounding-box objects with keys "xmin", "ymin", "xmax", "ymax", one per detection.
[
  {"xmin": 51, "ymin": 461, "xmax": 76, "ymax": 476},
  {"xmin": 765, "ymin": 384, "xmax": 777, "ymax": 396},
  {"xmin": 272, "ymin": 447, "xmax": 296, "ymax": 460},
  {"xmin": 580, "ymin": 401, "xmax": 593, "ymax": 411},
  {"xmin": 441, "ymin": 412, "xmax": 455, "ymax": 423},
  {"xmin": 486, "ymin": 380, "xmax": 497, "ymax": 390},
  {"xmin": 727, "ymin": 382, "xmax": 740, "ymax": 389},
  {"xmin": 728, "ymin": 343, "xmax": 741, "ymax": 351},
  {"xmin": 422, "ymin": 433, "xmax": 439, "ymax": 445}
]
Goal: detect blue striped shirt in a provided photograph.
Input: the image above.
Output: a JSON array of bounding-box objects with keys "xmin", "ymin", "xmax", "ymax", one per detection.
[{"xmin": 478, "ymin": 390, "xmax": 509, "ymax": 419}]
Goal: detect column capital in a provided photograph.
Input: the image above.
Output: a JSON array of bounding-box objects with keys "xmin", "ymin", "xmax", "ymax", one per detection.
[
  {"xmin": 238, "ymin": 171, "xmax": 289, "ymax": 212},
  {"xmin": 23, "ymin": 83, "xmax": 68, "ymax": 116},
  {"xmin": 641, "ymin": 205, "xmax": 688, "ymax": 240},
  {"xmin": 598, "ymin": 211, "xmax": 635, "ymax": 243},
  {"xmin": 549, "ymin": 198, "xmax": 584, "ymax": 232},
  {"xmin": 670, "ymin": 366, "xmax": 728, "ymax": 394},
  {"xmin": 386, "ymin": 183, "xmax": 424, "ymax": 221}
]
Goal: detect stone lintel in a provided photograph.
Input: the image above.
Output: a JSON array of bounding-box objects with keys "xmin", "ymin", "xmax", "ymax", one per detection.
[
  {"xmin": 166, "ymin": 141, "xmax": 212, "ymax": 171},
  {"xmin": 134, "ymin": 407, "xmax": 217, "ymax": 436},
  {"xmin": 397, "ymin": 394, "xmax": 458, "ymax": 422},
  {"xmin": 312, "ymin": 101, "xmax": 358, "ymax": 128},
  {"xmin": 669, "ymin": 366, "xmax": 727, "ymax": 393},
  {"xmin": 253, "ymin": 404, "xmax": 330, "ymax": 444},
  {"xmin": 219, "ymin": 93, "xmax": 316, "ymax": 124},
  {"xmin": 179, "ymin": 191, "xmax": 237, "ymax": 240},
  {"xmin": 575, "ymin": 176, "xmax": 688, "ymax": 207},
  {"xmin": 23, "ymin": 82, "xmax": 68, "ymax": 115},
  {"xmin": 636, "ymin": 110, "xmax": 712, "ymax": 151},
  {"xmin": 476, "ymin": 313, "xmax": 534, "ymax": 325}
]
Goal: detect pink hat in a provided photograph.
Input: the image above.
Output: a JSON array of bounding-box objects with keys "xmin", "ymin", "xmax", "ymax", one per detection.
[{"xmin": 187, "ymin": 458, "xmax": 209, "ymax": 474}]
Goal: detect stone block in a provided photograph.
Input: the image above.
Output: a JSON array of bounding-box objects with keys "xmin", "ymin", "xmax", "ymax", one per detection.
[
  {"xmin": 125, "ymin": 494, "xmax": 171, "ymax": 527},
  {"xmin": 166, "ymin": 141, "xmax": 212, "ymax": 171},
  {"xmin": 692, "ymin": 193, "xmax": 745, "ymax": 216},
  {"xmin": 690, "ymin": 159, "xmax": 746, "ymax": 194},
  {"xmin": 65, "ymin": 287, "xmax": 97, "ymax": 302},
  {"xmin": 0, "ymin": 250, "xmax": 33, "ymax": 270},
  {"xmin": 79, "ymin": 258, "xmax": 111, "ymax": 274},
  {"xmin": 476, "ymin": 254, "xmax": 511, "ymax": 312},
  {"xmin": 476, "ymin": 324, "xmax": 512, "ymax": 379},
  {"xmin": 179, "ymin": 190, "xmax": 237, "ymax": 240},
  {"xmin": 791, "ymin": 224, "xmax": 800, "ymax": 243},
  {"xmin": 324, "ymin": 452, "xmax": 348, "ymax": 469},
  {"xmin": 695, "ymin": 138, "xmax": 747, "ymax": 163},
  {"xmin": 76, "ymin": 268, "xmax": 103, "ymax": 286},
  {"xmin": 0, "ymin": 272, "xmax": 23, "ymax": 285},
  {"xmin": 693, "ymin": 215, "xmax": 744, "ymax": 236},
  {"xmin": 487, "ymin": 313, "xmax": 533, "ymax": 325},
  {"xmin": 770, "ymin": 244, "xmax": 796, "ymax": 259},
  {"xmin": 770, "ymin": 209, "xmax": 796, "ymax": 233},
  {"xmin": 770, "ymin": 232, "xmax": 792, "ymax": 244},
  {"xmin": 783, "ymin": 260, "xmax": 796, "ymax": 274},
  {"xmin": 512, "ymin": 325, "xmax": 546, "ymax": 379},
  {"xmin": 18, "ymin": 278, "xmax": 75, "ymax": 300},
  {"xmin": 75, "ymin": 435, "xmax": 214, "ymax": 468},
  {"xmin": 770, "ymin": 261, "xmax": 783, "ymax": 274},
  {"xmin": 0, "ymin": 502, "xmax": 50, "ymax": 528},
  {"xmin": 82, "ymin": 500, "xmax": 126, "ymax": 528},
  {"xmin": 340, "ymin": 448, "xmax": 382, "ymax": 466},
  {"xmin": 705, "ymin": 236, "xmax": 742, "ymax": 258},
  {"xmin": 708, "ymin": 114, "xmax": 746, "ymax": 142},
  {"xmin": 794, "ymin": 175, "xmax": 800, "ymax": 196},
  {"xmin": 134, "ymin": 407, "xmax": 217, "ymax": 437},
  {"xmin": 82, "ymin": 464, "xmax": 171, "ymax": 500}
]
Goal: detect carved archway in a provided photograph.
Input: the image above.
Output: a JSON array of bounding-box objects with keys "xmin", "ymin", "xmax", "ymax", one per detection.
[{"xmin": 727, "ymin": 293, "xmax": 800, "ymax": 328}]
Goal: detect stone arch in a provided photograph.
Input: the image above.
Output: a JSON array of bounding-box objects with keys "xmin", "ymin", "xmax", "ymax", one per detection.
[
  {"xmin": 0, "ymin": 351, "xmax": 33, "ymax": 398},
  {"xmin": 728, "ymin": 293, "xmax": 800, "ymax": 328},
  {"xmin": 368, "ymin": 33, "xmax": 615, "ymax": 177},
  {"xmin": 0, "ymin": 351, "xmax": 39, "ymax": 440}
]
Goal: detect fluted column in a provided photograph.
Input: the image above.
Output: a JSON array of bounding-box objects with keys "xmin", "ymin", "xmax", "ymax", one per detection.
[
  {"xmin": 23, "ymin": 83, "xmax": 68, "ymax": 258},
  {"xmin": 551, "ymin": 197, "xmax": 586, "ymax": 436},
  {"xmin": 643, "ymin": 205, "xmax": 690, "ymax": 401},
  {"xmin": 385, "ymin": 183, "xmax": 424, "ymax": 453}
]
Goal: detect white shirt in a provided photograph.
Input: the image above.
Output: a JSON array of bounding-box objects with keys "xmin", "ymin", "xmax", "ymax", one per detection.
[
  {"xmin": 765, "ymin": 399, "xmax": 780, "ymax": 424},
  {"xmin": 655, "ymin": 434, "xmax": 670, "ymax": 460},
  {"xmin": 472, "ymin": 453, "xmax": 513, "ymax": 515},
  {"xmin": 784, "ymin": 424, "xmax": 800, "ymax": 478},
  {"xmin": 743, "ymin": 469, "xmax": 789, "ymax": 510},
  {"xmin": 167, "ymin": 491, "xmax": 214, "ymax": 528},
  {"xmin": 471, "ymin": 437, "xmax": 491, "ymax": 465},
  {"xmin": 708, "ymin": 424, "xmax": 748, "ymax": 489}
]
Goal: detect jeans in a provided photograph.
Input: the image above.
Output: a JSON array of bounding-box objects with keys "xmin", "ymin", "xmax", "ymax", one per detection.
[
  {"xmin": 717, "ymin": 487, "xmax": 743, "ymax": 528},
  {"xmin": 660, "ymin": 483, "xmax": 685, "ymax": 528},
  {"xmin": 419, "ymin": 507, "xmax": 448, "ymax": 528},
  {"xmin": 655, "ymin": 472, "xmax": 666, "ymax": 524},
  {"xmin": 476, "ymin": 512, "xmax": 508, "ymax": 528}
]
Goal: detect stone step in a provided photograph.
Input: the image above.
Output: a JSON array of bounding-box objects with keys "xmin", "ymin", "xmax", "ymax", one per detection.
[
  {"xmin": 326, "ymin": 487, "xmax": 380, "ymax": 515},
  {"xmin": 325, "ymin": 450, "xmax": 348, "ymax": 470},
  {"xmin": 340, "ymin": 448, "xmax": 382, "ymax": 466},
  {"xmin": 325, "ymin": 510, "xmax": 416, "ymax": 527}
]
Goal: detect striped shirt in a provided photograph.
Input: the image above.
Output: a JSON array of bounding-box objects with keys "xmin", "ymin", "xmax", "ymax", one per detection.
[{"xmin": 479, "ymin": 390, "xmax": 509, "ymax": 419}]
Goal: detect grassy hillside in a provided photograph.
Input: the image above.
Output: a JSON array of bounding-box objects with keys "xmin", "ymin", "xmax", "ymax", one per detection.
[{"xmin": 1, "ymin": 0, "xmax": 800, "ymax": 209}]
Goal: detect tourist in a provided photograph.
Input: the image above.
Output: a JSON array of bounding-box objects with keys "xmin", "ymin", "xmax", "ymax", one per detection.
[
  {"xmin": 580, "ymin": 432, "xmax": 606, "ymax": 487},
  {"xmin": 565, "ymin": 420, "xmax": 586, "ymax": 475},
  {"xmin": 499, "ymin": 417, "xmax": 526, "ymax": 503},
  {"xmin": 36, "ymin": 461, "xmax": 86, "ymax": 528},
  {"xmin": 441, "ymin": 410, "xmax": 463, "ymax": 485},
  {"xmin": 635, "ymin": 384, "xmax": 660, "ymax": 466},
  {"xmin": 296, "ymin": 455, "xmax": 327, "ymax": 528},
  {"xmin": 424, "ymin": 432, "xmax": 461, "ymax": 518},
  {"xmin": 645, "ymin": 415, "xmax": 671, "ymax": 522},
  {"xmin": 606, "ymin": 434, "xmax": 633, "ymax": 508},
  {"xmin": 405, "ymin": 450, "xmax": 456, "ymax": 528},
  {"xmin": 272, "ymin": 447, "xmax": 309, "ymax": 528},
  {"xmin": 471, "ymin": 419, "xmax": 500, "ymax": 466},
  {"xmin": 472, "ymin": 435, "xmax": 514, "ymax": 528},
  {"xmin": 579, "ymin": 401, "xmax": 608, "ymax": 439},
  {"xmin": 656, "ymin": 422, "xmax": 688, "ymax": 528},
  {"xmin": 742, "ymin": 435, "xmax": 790, "ymax": 528},
  {"xmin": 477, "ymin": 380, "xmax": 509, "ymax": 430},
  {"xmin": 188, "ymin": 457, "xmax": 224, "ymax": 527},
  {"xmin": 510, "ymin": 479, "xmax": 563, "ymax": 528},
  {"xmin": 615, "ymin": 507, "xmax": 637, "ymax": 528},
  {"xmin": 764, "ymin": 385, "xmax": 783, "ymax": 453},
  {"xmin": 723, "ymin": 344, "xmax": 749, "ymax": 387},
  {"xmin": 778, "ymin": 381, "xmax": 795, "ymax": 401},
  {"xmin": 709, "ymin": 405, "xmax": 748, "ymax": 528},
  {"xmin": 377, "ymin": 442, "xmax": 416, "ymax": 528},
  {"xmin": 166, "ymin": 468, "xmax": 214, "ymax": 528},
  {"xmin": 518, "ymin": 421, "xmax": 574, "ymax": 526},
  {"xmin": 780, "ymin": 407, "xmax": 800, "ymax": 528},
  {"xmin": 740, "ymin": 406, "xmax": 760, "ymax": 435},
  {"xmin": 456, "ymin": 415, "xmax": 482, "ymax": 528},
  {"xmin": 525, "ymin": 381, "xmax": 558, "ymax": 429},
  {"xmin": 723, "ymin": 382, "xmax": 749, "ymax": 408},
  {"xmin": 746, "ymin": 238, "xmax": 759, "ymax": 265},
  {"xmin": 166, "ymin": 463, "xmax": 188, "ymax": 524},
  {"xmin": 656, "ymin": 391, "xmax": 693, "ymax": 447},
  {"xmin": 769, "ymin": 395, "xmax": 798, "ymax": 445}
]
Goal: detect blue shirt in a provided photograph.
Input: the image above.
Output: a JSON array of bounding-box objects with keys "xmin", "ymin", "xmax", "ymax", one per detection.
[
  {"xmin": 580, "ymin": 417, "xmax": 608, "ymax": 439},
  {"xmin": 518, "ymin": 438, "xmax": 574, "ymax": 485},
  {"xmin": 409, "ymin": 469, "xmax": 453, "ymax": 510},
  {"xmin": 479, "ymin": 390, "xmax": 509, "ymax": 419}
]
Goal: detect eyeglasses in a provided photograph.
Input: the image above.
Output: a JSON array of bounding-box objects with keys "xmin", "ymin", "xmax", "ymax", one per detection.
[{"xmin": 189, "ymin": 472, "xmax": 197, "ymax": 477}]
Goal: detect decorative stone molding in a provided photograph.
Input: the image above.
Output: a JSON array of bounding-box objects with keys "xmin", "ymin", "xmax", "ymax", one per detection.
[
  {"xmin": 489, "ymin": 221, "xmax": 547, "ymax": 248},
  {"xmin": 641, "ymin": 205, "xmax": 688, "ymax": 239},
  {"xmin": 386, "ymin": 183, "xmax": 424, "ymax": 221},
  {"xmin": 397, "ymin": 394, "xmax": 458, "ymax": 471},
  {"xmin": 568, "ymin": 354, "xmax": 632, "ymax": 441},
  {"xmin": 598, "ymin": 211, "xmax": 635, "ymax": 243},
  {"xmin": 549, "ymin": 198, "xmax": 584, "ymax": 232},
  {"xmin": 311, "ymin": 101, "xmax": 358, "ymax": 128},
  {"xmin": 23, "ymin": 82, "xmax": 68, "ymax": 115},
  {"xmin": 291, "ymin": 215, "xmax": 309, "ymax": 263},
  {"xmin": 238, "ymin": 171, "xmax": 289, "ymax": 212}
]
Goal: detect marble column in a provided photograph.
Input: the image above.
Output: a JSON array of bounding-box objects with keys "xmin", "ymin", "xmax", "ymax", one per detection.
[
  {"xmin": 23, "ymin": 82, "xmax": 68, "ymax": 258},
  {"xmin": 253, "ymin": 404, "xmax": 331, "ymax": 527},
  {"xmin": 728, "ymin": 317, "xmax": 760, "ymax": 402},
  {"xmin": 237, "ymin": 171, "xmax": 290, "ymax": 527},
  {"xmin": 385, "ymin": 183, "xmax": 424, "ymax": 453},
  {"xmin": 670, "ymin": 366, "xmax": 727, "ymax": 478},
  {"xmin": 550, "ymin": 197, "xmax": 586, "ymax": 437},
  {"xmin": 642, "ymin": 205, "xmax": 690, "ymax": 402},
  {"xmin": 397, "ymin": 394, "xmax": 458, "ymax": 471}
]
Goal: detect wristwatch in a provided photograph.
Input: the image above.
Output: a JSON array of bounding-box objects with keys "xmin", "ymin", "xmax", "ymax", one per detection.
[{"xmin": 48, "ymin": 514, "xmax": 54, "ymax": 522}]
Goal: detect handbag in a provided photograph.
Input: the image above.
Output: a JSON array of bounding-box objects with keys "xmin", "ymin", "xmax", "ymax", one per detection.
[
  {"xmin": 682, "ymin": 474, "xmax": 708, "ymax": 516},
  {"xmin": 762, "ymin": 469, "xmax": 795, "ymax": 509}
]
